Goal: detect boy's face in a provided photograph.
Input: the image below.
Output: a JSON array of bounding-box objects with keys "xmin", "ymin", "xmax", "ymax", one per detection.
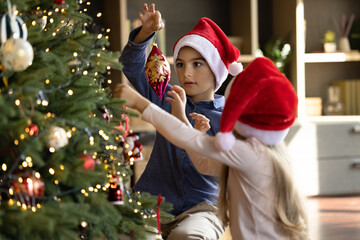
[{"xmin": 175, "ymin": 46, "xmax": 215, "ymax": 103}]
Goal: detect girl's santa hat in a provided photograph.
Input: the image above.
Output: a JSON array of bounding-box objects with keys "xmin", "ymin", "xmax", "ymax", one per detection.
[
  {"xmin": 215, "ymin": 57, "xmax": 298, "ymax": 151},
  {"xmin": 173, "ymin": 17, "xmax": 243, "ymax": 91}
]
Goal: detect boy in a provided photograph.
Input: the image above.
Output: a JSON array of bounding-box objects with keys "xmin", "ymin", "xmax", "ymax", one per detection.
[{"xmin": 117, "ymin": 3, "xmax": 242, "ymax": 239}]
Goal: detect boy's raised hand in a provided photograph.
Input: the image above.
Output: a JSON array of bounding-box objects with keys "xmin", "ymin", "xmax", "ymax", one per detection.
[
  {"xmin": 189, "ymin": 113, "xmax": 211, "ymax": 133},
  {"xmin": 113, "ymin": 84, "xmax": 150, "ymax": 113},
  {"xmin": 166, "ymin": 85, "xmax": 191, "ymax": 126},
  {"xmin": 134, "ymin": 3, "xmax": 164, "ymax": 43}
]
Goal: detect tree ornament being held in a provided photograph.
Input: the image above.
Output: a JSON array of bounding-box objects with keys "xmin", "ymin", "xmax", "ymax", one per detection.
[
  {"xmin": 145, "ymin": 43, "xmax": 170, "ymax": 100},
  {"xmin": 48, "ymin": 126, "xmax": 69, "ymax": 150},
  {"xmin": 0, "ymin": 37, "xmax": 34, "ymax": 71}
]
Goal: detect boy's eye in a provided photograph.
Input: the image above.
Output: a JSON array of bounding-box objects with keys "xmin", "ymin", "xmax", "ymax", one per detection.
[
  {"xmin": 175, "ymin": 62, "xmax": 184, "ymax": 68},
  {"xmin": 193, "ymin": 62, "xmax": 202, "ymax": 67}
]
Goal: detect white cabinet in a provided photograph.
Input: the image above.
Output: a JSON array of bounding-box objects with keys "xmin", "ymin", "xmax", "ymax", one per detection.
[{"xmin": 286, "ymin": 119, "xmax": 360, "ymax": 195}]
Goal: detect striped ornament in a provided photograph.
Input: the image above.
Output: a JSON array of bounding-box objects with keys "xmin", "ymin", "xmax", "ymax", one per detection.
[{"xmin": 0, "ymin": 13, "xmax": 28, "ymax": 45}]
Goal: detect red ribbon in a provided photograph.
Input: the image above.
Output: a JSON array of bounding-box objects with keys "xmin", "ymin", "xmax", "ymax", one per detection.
[{"xmin": 157, "ymin": 194, "xmax": 163, "ymax": 234}]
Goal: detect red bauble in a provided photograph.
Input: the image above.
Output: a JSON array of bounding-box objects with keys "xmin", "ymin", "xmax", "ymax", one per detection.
[
  {"xmin": 107, "ymin": 175, "xmax": 124, "ymax": 205},
  {"xmin": 28, "ymin": 123, "xmax": 39, "ymax": 136},
  {"xmin": 54, "ymin": 0, "xmax": 65, "ymax": 5},
  {"xmin": 145, "ymin": 43, "xmax": 170, "ymax": 99},
  {"xmin": 11, "ymin": 171, "xmax": 45, "ymax": 201},
  {"xmin": 80, "ymin": 155, "xmax": 95, "ymax": 170}
]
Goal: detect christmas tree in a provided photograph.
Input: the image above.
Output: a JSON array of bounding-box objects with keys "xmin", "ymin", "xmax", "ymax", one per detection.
[{"xmin": 0, "ymin": 0, "xmax": 172, "ymax": 239}]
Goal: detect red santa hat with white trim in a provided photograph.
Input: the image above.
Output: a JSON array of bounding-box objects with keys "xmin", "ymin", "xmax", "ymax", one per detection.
[
  {"xmin": 173, "ymin": 17, "xmax": 243, "ymax": 91},
  {"xmin": 215, "ymin": 57, "xmax": 298, "ymax": 151}
]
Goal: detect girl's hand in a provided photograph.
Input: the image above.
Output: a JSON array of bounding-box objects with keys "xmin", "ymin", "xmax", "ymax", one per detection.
[
  {"xmin": 189, "ymin": 113, "xmax": 211, "ymax": 133},
  {"xmin": 133, "ymin": 3, "xmax": 164, "ymax": 43},
  {"xmin": 165, "ymin": 85, "xmax": 191, "ymax": 126},
  {"xmin": 113, "ymin": 84, "xmax": 150, "ymax": 113}
]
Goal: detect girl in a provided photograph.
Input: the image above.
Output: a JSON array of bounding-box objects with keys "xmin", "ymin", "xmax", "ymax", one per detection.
[{"xmin": 113, "ymin": 57, "xmax": 309, "ymax": 239}]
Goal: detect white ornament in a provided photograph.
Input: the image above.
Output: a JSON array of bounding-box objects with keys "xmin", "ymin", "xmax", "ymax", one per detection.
[
  {"xmin": 48, "ymin": 126, "xmax": 69, "ymax": 150},
  {"xmin": 0, "ymin": 38, "xmax": 33, "ymax": 71},
  {"xmin": 0, "ymin": 13, "xmax": 28, "ymax": 44}
]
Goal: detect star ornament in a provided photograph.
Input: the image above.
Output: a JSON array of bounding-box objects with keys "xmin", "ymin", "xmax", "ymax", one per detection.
[{"xmin": 145, "ymin": 44, "xmax": 170, "ymax": 99}]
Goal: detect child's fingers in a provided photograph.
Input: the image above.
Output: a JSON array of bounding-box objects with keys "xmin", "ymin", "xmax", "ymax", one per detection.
[
  {"xmin": 169, "ymin": 86, "xmax": 185, "ymax": 100},
  {"xmin": 167, "ymin": 90, "xmax": 183, "ymax": 103},
  {"xmin": 148, "ymin": 3, "xmax": 155, "ymax": 12},
  {"xmin": 142, "ymin": 3, "xmax": 148, "ymax": 11},
  {"xmin": 165, "ymin": 97, "xmax": 175, "ymax": 104},
  {"xmin": 189, "ymin": 113, "xmax": 210, "ymax": 121},
  {"xmin": 154, "ymin": 11, "xmax": 164, "ymax": 30}
]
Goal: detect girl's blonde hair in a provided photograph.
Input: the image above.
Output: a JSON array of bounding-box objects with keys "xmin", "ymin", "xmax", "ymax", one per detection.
[
  {"xmin": 217, "ymin": 139, "xmax": 309, "ymax": 240},
  {"xmin": 268, "ymin": 142, "xmax": 309, "ymax": 240}
]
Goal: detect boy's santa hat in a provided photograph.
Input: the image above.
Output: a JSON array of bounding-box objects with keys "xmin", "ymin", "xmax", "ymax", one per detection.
[
  {"xmin": 215, "ymin": 57, "xmax": 298, "ymax": 151},
  {"xmin": 173, "ymin": 17, "xmax": 243, "ymax": 91}
]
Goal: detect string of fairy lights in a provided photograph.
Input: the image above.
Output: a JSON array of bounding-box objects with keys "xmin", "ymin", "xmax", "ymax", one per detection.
[{"xmin": 0, "ymin": 0, "xmax": 158, "ymax": 221}]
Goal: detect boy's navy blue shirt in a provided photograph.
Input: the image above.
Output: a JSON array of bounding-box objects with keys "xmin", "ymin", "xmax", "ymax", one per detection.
[{"xmin": 119, "ymin": 27, "xmax": 225, "ymax": 216}]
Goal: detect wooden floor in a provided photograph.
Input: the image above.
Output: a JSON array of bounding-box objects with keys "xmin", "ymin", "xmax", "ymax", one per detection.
[
  {"xmin": 307, "ymin": 195, "xmax": 360, "ymax": 240},
  {"xmin": 219, "ymin": 195, "xmax": 360, "ymax": 240}
]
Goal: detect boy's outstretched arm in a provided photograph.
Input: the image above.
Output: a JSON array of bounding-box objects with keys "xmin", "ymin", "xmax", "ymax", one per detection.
[{"xmin": 133, "ymin": 3, "xmax": 164, "ymax": 44}]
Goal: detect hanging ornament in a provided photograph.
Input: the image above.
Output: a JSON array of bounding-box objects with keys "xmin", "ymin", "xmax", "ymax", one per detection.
[
  {"xmin": 115, "ymin": 113, "xmax": 130, "ymax": 138},
  {"xmin": 107, "ymin": 175, "xmax": 124, "ymax": 205},
  {"xmin": 78, "ymin": 220, "xmax": 88, "ymax": 240},
  {"xmin": 0, "ymin": 12, "xmax": 28, "ymax": 45},
  {"xmin": 145, "ymin": 42, "xmax": 170, "ymax": 100},
  {"xmin": 48, "ymin": 126, "xmax": 69, "ymax": 150},
  {"xmin": 155, "ymin": 194, "xmax": 164, "ymax": 240},
  {"xmin": 79, "ymin": 155, "xmax": 95, "ymax": 171},
  {"xmin": 0, "ymin": 1, "xmax": 33, "ymax": 72},
  {"xmin": 54, "ymin": 0, "xmax": 65, "ymax": 5},
  {"xmin": 0, "ymin": 38, "xmax": 34, "ymax": 72},
  {"xmin": 122, "ymin": 133, "xmax": 143, "ymax": 164},
  {"xmin": 11, "ymin": 170, "xmax": 45, "ymax": 206},
  {"xmin": 100, "ymin": 107, "xmax": 111, "ymax": 123},
  {"xmin": 28, "ymin": 123, "xmax": 39, "ymax": 136}
]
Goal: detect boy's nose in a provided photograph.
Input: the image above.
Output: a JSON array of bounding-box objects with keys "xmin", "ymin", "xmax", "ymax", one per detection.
[{"xmin": 184, "ymin": 65, "xmax": 192, "ymax": 77}]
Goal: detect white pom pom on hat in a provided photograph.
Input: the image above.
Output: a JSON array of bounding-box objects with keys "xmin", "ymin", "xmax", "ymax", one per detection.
[
  {"xmin": 228, "ymin": 61, "xmax": 243, "ymax": 76},
  {"xmin": 173, "ymin": 17, "xmax": 243, "ymax": 91},
  {"xmin": 215, "ymin": 132, "xmax": 236, "ymax": 151},
  {"xmin": 215, "ymin": 57, "xmax": 298, "ymax": 151}
]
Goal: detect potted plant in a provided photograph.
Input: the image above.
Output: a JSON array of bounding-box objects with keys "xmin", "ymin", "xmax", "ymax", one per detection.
[{"xmin": 323, "ymin": 30, "xmax": 337, "ymax": 52}]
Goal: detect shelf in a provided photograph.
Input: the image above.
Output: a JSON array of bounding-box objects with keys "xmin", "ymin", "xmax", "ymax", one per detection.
[
  {"xmin": 304, "ymin": 51, "xmax": 360, "ymax": 63},
  {"xmin": 166, "ymin": 54, "xmax": 256, "ymax": 65}
]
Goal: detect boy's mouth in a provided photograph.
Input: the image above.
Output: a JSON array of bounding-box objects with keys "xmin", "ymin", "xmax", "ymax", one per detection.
[{"xmin": 183, "ymin": 81, "xmax": 196, "ymax": 87}]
